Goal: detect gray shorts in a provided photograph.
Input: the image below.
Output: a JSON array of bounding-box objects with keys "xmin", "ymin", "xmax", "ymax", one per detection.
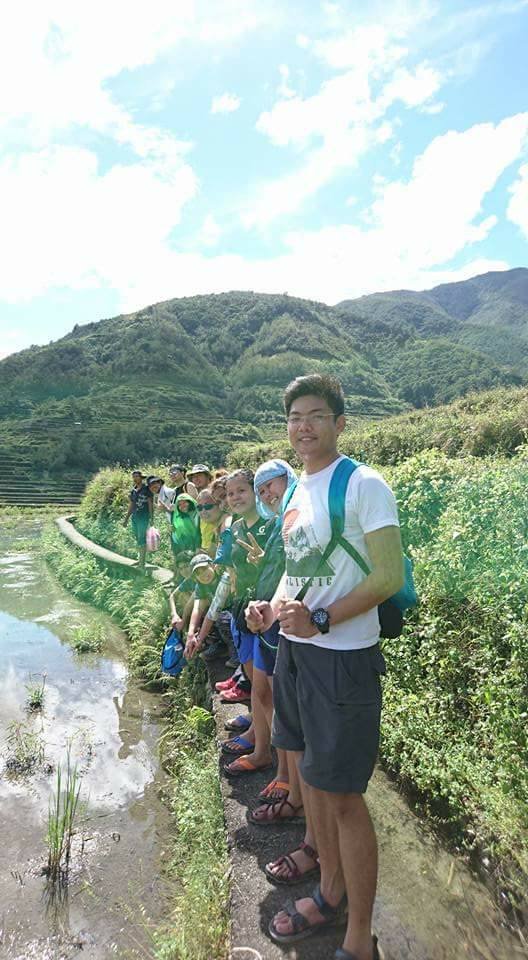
[{"xmin": 272, "ymin": 636, "xmax": 386, "ymax": 794}]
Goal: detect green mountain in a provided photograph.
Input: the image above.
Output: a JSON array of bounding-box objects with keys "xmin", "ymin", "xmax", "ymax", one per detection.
[{"xmin": 0, "ymin": 268, "xmax": 526, "ymax": 477}]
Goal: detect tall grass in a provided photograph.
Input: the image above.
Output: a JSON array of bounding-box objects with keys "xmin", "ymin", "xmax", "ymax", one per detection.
[{"xmin": 46, "ymin": 748, "xmax": 82, "ymax": 883}]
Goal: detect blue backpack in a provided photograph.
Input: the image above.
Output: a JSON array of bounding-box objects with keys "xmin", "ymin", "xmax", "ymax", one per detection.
[
  {"xmin": 281, "ymin": 457, "xmax": 417, "ymax": 638},
  {"xmin": 161, "ymin": 627, "xmax": 187, "ymax": 677}
]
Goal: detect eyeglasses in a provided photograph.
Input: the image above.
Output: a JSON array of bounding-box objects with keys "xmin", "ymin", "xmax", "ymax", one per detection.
[
  {"xmin": 286, "ymin": 413, "xmax": 336, "ymax": 427},
  {"xmin": 197, "ymin": 503, "xmax": 217, "ymax": 512}
]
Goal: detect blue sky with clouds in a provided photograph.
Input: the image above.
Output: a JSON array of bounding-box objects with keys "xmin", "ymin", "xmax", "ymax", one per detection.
[{"xmin": 1, "ymin": 0, "xmax": 527, "ymax": 358}]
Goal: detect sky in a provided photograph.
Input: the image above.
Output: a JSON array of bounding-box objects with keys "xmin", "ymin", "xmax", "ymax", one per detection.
[{"xmin": 0, "ymin": 0, "xmax": 527, "ymax": 359}]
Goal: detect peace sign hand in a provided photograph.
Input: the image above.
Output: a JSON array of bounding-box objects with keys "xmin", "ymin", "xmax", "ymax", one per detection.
[{"xmin": 235, "ymin": 530, "xmax": 265, "ymax": 565}]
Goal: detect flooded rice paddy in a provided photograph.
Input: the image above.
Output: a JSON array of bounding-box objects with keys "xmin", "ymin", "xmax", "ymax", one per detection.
[{"xmin": 0, "ymin": 526, "xmax": 172, "ymax": 959}]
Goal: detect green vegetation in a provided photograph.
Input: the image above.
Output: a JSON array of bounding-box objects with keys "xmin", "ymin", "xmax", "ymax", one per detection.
[
  {"xmin": 41, "ymin": 525, "xmax": 168, "ymax": 682},
  {"xmin": 2, "ymin": 269, "xmax": 526, "ymax": 479},
  {"xmin": 155, "ymin": 670, "xmax": 229, "ymax": 960},
  {"xmin": 228, "ymin": 383, "xmax": 528, "ymax": 469},
  {"xmin": 70, "ymin": 623, "xmax": 105, "ymax": 654},
  {"xmin": 25, "ymin": 675, "xmax": 46, "ymax": 712},
  {"xmin": 75, "ymin": 465, "xmax": 174, "ymax": 569},
  {"xmin": 41, "ymin": 524, "xmax": 229, "ymax": 957},
  {"xmin": 5, "ymin": 720, "xmax": 45, "ymax": 775},
  {"xmin": 382, "ymin": 449, "xmax": 528, "ymax": 899},
  {"xmin": 46, "ymin": 747, "xmax": 82, "ymax": 884}
]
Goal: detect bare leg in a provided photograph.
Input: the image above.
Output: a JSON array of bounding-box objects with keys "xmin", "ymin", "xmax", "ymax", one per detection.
[
  {"xmin": 248, "ymin": 665, "xmax": 272, "ymax": 765},
  {"xmin": 272, "ymin": 778, "xmax": 377, "ymax": 959},
  {"xmin": 331, "ymin": 792, "xmax": 377, "ymax": 960},
  {"xmin": 225, "ymin": 662, "xmax": 272, "ymax": 770}
]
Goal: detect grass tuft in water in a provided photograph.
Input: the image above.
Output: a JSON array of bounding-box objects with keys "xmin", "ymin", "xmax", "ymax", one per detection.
[
  {"xmin": 70, "ymin": 623, "xmax": 105, "ymax": 654},
  {"xmin": 46, "ymin": 747, "xmax": 82, "ymax": 884},
  {"xmin": 25, "ymin": 674, "xmax": 47, "ymax": 712},
  {"xmin": 5, "ymin": 720, "xmax": 45, "ymax": 775}
]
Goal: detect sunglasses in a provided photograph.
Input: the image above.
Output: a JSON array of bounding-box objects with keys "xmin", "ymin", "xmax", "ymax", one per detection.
[{"xmin": 197, "ymin": 503, "xmax": 217, "ymax": 512}]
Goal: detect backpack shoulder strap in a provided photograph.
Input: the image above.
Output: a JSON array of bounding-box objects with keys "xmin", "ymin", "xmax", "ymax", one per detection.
[
  {"xmin": 328, "ymin": 457, "xmax": 371, "ymax": 576},
  {"xmin": 328, "ymin": 457, "xmax": 361, "ymax": 539}
]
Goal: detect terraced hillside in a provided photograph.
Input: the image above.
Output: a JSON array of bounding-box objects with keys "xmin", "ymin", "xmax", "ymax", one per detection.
[{"xmin": 0, "ymin": 268, "xmax": 526, "ymax": 484}]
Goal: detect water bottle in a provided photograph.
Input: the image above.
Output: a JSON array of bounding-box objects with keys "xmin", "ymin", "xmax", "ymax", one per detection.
[{"xmin": 208, "ymin": 572, "xmax": 232, "ymax": 621}]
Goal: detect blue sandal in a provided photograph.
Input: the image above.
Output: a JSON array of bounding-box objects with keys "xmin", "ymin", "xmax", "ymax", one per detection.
[
  {"xmin": 221, "ymin": 735, "xmax": 254, "ymax": 756},
  {"xmin": 224, "ymin": 714, "xmax": 251, "ymax": 732},
  {"xmin": 268, "ymin": 884, "xmax": 347, "ymax": 944}
]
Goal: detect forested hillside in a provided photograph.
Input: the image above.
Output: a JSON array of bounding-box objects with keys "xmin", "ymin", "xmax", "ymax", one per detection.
[{"xmin": 0, "ymin": 268, "xmax": 526, "ymax": 476}]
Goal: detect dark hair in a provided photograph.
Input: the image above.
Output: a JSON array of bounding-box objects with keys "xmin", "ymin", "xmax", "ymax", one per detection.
[
  {"xmin": 226, "ymin": 468, "xmax": 255, "ymax": 488},
  {"xmin": 283, "ymin": 374, "xmax": 345, "ymax": 417}
]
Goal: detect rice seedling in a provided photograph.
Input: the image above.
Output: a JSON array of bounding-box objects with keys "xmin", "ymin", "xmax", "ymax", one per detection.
[
  {"xmin": 70, "ymin": 623, "xmax": 105, "ymax": 654},
  {"xmin": 5, "ymin": 720, "xmax": 45, "ymax": 775},
  {"xmin": 25, "ymin": 674, "xmax": 47, "ymax": 712},
  {"xmin": 46, "ymin": 747, "xmax": 82, "ymax": 884}
]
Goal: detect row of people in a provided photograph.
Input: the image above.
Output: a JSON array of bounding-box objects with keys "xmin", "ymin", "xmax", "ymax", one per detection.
[{"xmin": 126, "ymin": 373, "xmax": 405, "ymax": 960}]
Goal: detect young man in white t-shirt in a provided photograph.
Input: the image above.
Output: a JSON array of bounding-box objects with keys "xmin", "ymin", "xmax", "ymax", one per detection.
[{"xmin": 246, "ymin": 374, "xmax": 403, "ymax": 960}]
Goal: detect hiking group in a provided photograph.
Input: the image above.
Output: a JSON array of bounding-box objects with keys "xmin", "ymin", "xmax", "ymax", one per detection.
[{"xmin": 124, "ymin": 373, "xmax": 411, "ymax": 960}]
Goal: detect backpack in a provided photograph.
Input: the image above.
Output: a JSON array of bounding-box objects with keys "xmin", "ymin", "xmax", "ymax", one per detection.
[
  {"xmin": 160, "ymin": 627, "xmax": 187, "ymax": 677},
  {"xmin": 281, "ymin": 457, "xmax": 417, "ymax": 639}
]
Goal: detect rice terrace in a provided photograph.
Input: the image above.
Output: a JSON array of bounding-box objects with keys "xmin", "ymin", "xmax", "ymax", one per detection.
[{"xmin": 1, "ymin": 5, "xmax": 528, "ymax": 958}]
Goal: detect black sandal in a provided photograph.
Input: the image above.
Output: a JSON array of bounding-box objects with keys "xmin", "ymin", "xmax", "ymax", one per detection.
[
  {"xmin": 335, "ymin": 935, "xmax": 382, "ymax": 960},
  {"xmin": 268, "ymin": 883, "xmax": 347, "ymax": 943}
]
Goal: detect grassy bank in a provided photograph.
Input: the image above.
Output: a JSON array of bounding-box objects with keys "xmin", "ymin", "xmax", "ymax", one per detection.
[{"xmin": 41, "ymin": 525, "xmax": 230, "ymax": 959}]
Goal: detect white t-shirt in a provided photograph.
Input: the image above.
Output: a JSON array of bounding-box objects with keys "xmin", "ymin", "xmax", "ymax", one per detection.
[
  {"xmin": 157, "ymin": 484, "xmax": 175, "ymax": 519},
  {"xmin": 282, "ymin": 456, "xmax": 400, "ymax": 651}
]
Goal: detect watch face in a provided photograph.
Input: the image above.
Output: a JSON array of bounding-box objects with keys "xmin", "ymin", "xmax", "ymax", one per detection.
[{"xmin": 311, "ymin": 608, "xmax": 329, "ymax": 631}]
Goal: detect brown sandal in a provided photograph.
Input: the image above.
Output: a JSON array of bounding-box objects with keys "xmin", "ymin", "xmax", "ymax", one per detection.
[
  {"xmin": 258, "ymin": 778, "xmax": 289, "ymax": 803},
  {"xmin": 265, "ymin": 841, "xmax": 320, "ymax": 885},
  {"xmin": 250, "ymin": 797, "xmax": 305, "ymax": 826}
]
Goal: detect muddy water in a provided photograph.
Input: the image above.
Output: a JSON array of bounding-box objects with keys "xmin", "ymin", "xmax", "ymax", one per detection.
[
  {"xmin": 0, "ymin": 527, "xmax": 172, "ymax": 959},
  {"xmin": 370, "ymin": 768, "xmax": 526, "ymax": 959}
]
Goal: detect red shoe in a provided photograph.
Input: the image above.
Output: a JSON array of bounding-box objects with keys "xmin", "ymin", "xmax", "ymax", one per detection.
[
  {"xmin": 215, "ymin": 675, "xmax": 238, "ymax": 693},
  {"xmin": 220, "ymin": 684, "xmax": 251, "ymax": 704}
]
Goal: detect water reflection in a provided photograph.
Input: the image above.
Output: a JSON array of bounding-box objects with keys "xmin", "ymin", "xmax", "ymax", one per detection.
[{"xmin": 0, "ymin": 541, "xmax": 171, "ymax": 959}]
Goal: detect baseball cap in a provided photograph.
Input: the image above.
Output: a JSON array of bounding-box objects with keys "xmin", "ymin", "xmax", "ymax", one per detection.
[
  {"xmin": 169, "ymin": 464, "xmax": 185, "ymax": 474},
  {"xmin": 188, "ymin": 463, "xmax": 211, "ymax": 477},
  {"xmin": 190, "ymin": 553, "xmax": 213, "ymax": 573}
]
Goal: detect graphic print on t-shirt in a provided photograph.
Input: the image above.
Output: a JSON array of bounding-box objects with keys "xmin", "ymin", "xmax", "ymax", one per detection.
[{"xmin": 283, "ymin": 507, "xmax": 335, "ymax": 583}]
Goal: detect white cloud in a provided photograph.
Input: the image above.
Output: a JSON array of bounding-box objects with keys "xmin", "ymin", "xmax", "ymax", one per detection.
[
  {"xmin": 369, "ymin": 114, "xmax": 528, "ymax": 266},
  {"xmin": 109, "ymin": 114, "xmax": 528, "ymax": 310},
  {"xmin": 199, "ymin": 214, "xmax": 223, "ymax": 247},
  {"xmin": 0, "ymin": 145, "xmax": 197, "ymax": 302},
  {"xmin": 249, "ymin": 51, "xmax": 442, "ymax": 226},
  {"xmin": 296, "ymin": 33, "xmax": 310, "ymax": 48},
  {"xmin": 278, "ymin": 64, "xmax": 295, "ymax": 99},
  {"xmin": 507, "ymin": 162, "xmax": 528, "ymax": 237},
  {"xmin": 211, "ymin": 93, "xmax": 241, "ymax": 114}
]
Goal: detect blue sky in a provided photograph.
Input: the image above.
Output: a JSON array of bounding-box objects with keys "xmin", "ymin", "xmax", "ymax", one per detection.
[{"xmin": 0, "ymin": 0, "xmax": 527, "ymax": 358}]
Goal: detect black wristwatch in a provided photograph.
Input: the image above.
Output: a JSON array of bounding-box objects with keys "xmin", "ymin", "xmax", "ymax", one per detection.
[{"xmin": 310, "ymin": 607, "xmax": 330, "ymax": 634}]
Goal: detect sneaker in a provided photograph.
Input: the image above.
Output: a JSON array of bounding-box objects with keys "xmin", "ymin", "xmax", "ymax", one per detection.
[
  {"xmin": 220, "ymin": 684, "xmax": 251, "ymax": 704},
  {"xmin": 202, "ymin": 640, "xmax": 227, "ymax": 662},
  {"xmin": 215, "ymin": 674, "xmax": 239, "ymax": 693}
]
